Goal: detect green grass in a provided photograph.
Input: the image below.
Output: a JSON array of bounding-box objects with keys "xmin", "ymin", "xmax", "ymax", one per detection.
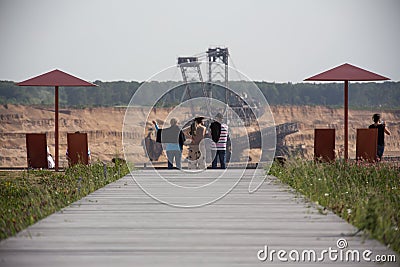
[
  {"xmin": 0, "ymin": 160, "xmax": 129, "ymax": 240},
  {"xmin": 269, "ymin": 159, "xmax": 400, "ymax": 254}
]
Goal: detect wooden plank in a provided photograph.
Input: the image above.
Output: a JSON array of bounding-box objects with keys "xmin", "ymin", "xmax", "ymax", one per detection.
[{"xmin": 0, "ymin": 169, "xmax": 397, "ymax": 266}]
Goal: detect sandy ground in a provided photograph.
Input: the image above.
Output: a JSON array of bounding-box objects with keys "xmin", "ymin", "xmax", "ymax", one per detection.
[{"xmin": 0, "ymin": 104, "xmax": 399, "ymax": 167}]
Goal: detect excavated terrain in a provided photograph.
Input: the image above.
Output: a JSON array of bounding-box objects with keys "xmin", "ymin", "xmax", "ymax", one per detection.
[{"xmin": 1, "ymin": 104, "xmax": 399, "ymax": 167}]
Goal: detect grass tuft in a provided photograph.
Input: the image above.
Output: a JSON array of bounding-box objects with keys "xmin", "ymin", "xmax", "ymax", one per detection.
[
  {"xmin": 269, "ymin": 159, "xmax": 400, "ymax": 253},
  {"xmin": 0, "ymin": 160, "xmax": 130, "ymax": 240}
]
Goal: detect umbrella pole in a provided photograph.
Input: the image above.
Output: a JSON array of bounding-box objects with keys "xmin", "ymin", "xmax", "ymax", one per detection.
[
  {"xmin": 344, "ymin": 81, "xmax": 349, "ymax": 160},
  {"xmin": 55, "ymin": 86, "xmax": 59, "ymax": 171}
]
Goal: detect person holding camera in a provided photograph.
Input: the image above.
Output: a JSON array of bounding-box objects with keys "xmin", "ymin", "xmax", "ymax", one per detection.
[{"xmin": 368, "ymin": 113, "xmax": 391, "ymax": 161}]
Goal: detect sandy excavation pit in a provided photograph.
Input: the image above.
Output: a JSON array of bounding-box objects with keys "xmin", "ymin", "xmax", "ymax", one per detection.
[{"xmin": 1, "ymin": 104, "xmax": 399, "ymax": 168}]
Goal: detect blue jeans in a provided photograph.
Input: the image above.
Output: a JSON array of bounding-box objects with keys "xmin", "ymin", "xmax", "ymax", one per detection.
[
  {"xmin": 377, "ymin": 145, "xmax": 384, "ymax": 161},
  {"xmin": 212, "ymin": 150, "xmax": 226, "ymax": 169},
  {"xmin": 166, "ymin": 150, "xmax": 182, "ymax": 169}
]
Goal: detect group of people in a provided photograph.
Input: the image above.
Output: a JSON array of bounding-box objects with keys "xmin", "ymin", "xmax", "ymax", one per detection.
[
  {"xmin": 152, "ymin": 113, "xmax": 229, "ymax": 170},
  {"xmin": 150, "ymin": 112, "xmax": 392, "ymax": 168}
]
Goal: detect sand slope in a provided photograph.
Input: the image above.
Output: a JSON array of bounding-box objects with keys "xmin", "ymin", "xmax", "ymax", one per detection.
[{"xmin": 1, "ymin": 104, "xmax": 398, "ymax": 167}]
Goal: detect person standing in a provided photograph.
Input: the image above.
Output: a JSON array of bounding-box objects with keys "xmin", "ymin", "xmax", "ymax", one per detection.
[
  {"xmin": 368, "ymin": 113, "xmax": 391, "ymax": 161},
  {"xmin": 47, "ymin": 146, "xmax": 55, "ymax": 169},
  {"xmin": 153, "ymin": 118, "xmax": 185, "ymax": 169},
  {"xmin": 187, "ymin": 117, "xmax": 206, "ymax": 170},
  {"xmin": 210, "ymin": 113, "xmax": 229, "ymax": 169},
  {"xmin": 142, "ymin": 129, "xmax": 163, "ymax": 162}
]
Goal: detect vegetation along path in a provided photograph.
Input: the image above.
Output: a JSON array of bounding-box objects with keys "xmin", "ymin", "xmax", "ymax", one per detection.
[{"xmin": 0, "ymin": 169, "xmax": 398, "ymax": 266}]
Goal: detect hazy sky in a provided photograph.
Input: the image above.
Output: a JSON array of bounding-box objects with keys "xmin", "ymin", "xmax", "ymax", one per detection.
[{"xmin": 1, "ymin": 0, "xmax": 399, "ymax": 83}]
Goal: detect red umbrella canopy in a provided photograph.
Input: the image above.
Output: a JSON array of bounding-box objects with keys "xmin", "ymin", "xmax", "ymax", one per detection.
[
  {"xmin": 305, "ymin": 63, "xmax": 389, "ymax": 81},
  {"xmin": 17, "ymin": 69, "xmax": 96, "ymax": 171},
  {"xmin": 304, "ymin": 63, "xmax": 390, "ymax": 160},
  {"xmin": 17, "ymin": 69, "xmax": 96, "ymax": 87}
]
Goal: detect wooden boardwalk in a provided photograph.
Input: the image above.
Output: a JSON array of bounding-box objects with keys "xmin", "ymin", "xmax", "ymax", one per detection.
[{"xmin": 0, "ymin": 169, "xmax": 398, "ymax": 266}]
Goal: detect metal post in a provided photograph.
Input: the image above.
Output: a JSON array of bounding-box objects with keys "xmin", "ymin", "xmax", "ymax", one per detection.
[
  {"xmin": 207, "ymin": 47, "xmax": 229, "ymax": 117},
  {"xmin": 178, "ymin": 57, "xmax": 205, "ymax": 117},
  {"xmin": 344, "ymin": 81, "xmax": 349, "ymax": 160},
  {"xmin": 224, "ymin": 52, "xmax": 229, "ymax": 121},
  {"xmin": 103, "ymin": 162, "xmax": 107, "ymax": 179},
  {"xmin": 55, "ymin": 86, "xmax": 59, "ymax": 171},
  {"xmin": 208, "ymin": 54, "xmax": 212, "ymax": 98}
]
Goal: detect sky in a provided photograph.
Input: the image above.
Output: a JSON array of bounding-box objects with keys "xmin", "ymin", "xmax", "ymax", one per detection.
[{"xmin": 0, "ymin": 0, "xmax": 399, "ymax": 83}]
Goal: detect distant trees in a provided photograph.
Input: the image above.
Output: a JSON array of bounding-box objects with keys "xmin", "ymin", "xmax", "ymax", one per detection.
[
  {"xmin": 0, "ymin": 80, "xmax": 399, "ymax": 109},
  {"xmin": 0, "ymin": 80, "xmax": 140, "ymax": 108},
  {"xmin": 255, "ymin": 82, "xmax": 400, "ymax": 108}
]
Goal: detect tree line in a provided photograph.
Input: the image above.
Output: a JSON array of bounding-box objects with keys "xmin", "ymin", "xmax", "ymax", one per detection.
[{"xmin": 0, "ymin": 80, "xmax": 399, "ymax": 108}]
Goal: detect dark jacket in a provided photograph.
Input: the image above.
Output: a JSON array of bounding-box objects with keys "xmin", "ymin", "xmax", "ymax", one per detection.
[
  {"xmin": 210, "ymin": 121, "xmax": 221, "ymax": 143},
  {"xmin": 368, "ymin": 123, "xmax": 385, "ymax": 146},
  {"xmin": 156, "ymin": 125, "xmax": 185, "ymax": 148}
]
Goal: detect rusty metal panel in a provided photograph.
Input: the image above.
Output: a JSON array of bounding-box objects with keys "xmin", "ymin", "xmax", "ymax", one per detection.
[
  {"xmin": 314, "ymin": 129, "xmax": 335, "ymax": 162},
  {"xmin": 356, "ymin": 128, "xmax": 378, "ymax": 162},
  {"xmin": 67, "ymin": 133, "xmax": 88, "ymax": 166},
  {"xmin": 26, "ymin": 133, "xmax": 48, "ymax": 168}
]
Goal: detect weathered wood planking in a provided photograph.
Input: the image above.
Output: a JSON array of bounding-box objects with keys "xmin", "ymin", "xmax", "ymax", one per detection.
[{"xmin": 0, "ymin": 169, "xmax": 398, "ymax": 266}]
